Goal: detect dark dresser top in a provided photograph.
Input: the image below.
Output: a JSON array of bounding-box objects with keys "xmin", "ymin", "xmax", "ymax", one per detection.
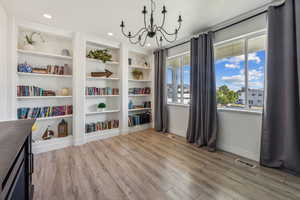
[{"xmin": 0, "ymin": 119, "xmax": 35, "ymax": 186}]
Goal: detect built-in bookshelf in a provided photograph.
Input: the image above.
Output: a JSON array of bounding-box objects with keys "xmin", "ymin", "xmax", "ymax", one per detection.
[
  {"xmin": 15, "ymin": 25, "xmax": 74, "ymax": 153},
  {"xmin": 84, "ymin": 39, "xmax": 121, "ymax": 140},
  {"xmin": 12, "ymin": 20, "xmax": 153, "ymax": 154},
  {"xmin": 128, "ymin": 51, "xmax": 153, "ymax": 130}
]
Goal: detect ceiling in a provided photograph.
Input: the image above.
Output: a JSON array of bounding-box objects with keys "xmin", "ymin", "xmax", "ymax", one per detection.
[{"xmin": 0, "ymin": 0, "xmax": 272, "ymax": 50}]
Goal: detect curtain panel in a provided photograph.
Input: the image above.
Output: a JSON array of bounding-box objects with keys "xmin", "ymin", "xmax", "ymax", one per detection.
[
  {"xmin": 261, "ymin": 0, "xmax": 300, "ymax": 176},
  {"xmin": 186, "ymin": 32, "xmax": 218, "ymax": 151}
]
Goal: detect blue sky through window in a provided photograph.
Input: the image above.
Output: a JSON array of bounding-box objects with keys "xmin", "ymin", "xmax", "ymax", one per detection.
[{"xmin": 215, "ymin": 50, "xmax": 265, "ymax": 91}]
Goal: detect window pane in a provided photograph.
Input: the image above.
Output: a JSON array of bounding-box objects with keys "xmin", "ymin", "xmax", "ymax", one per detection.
[
  {"xmin": 247, "ymin": 36, "xmax": 266, "ymax": 111},
  {"xmin": 167, "ymin": 57, "xmax": 181, "ymax": 103},
  {"xmin": 215, "ymin": 40, "xmax": 245, "ymax": 109},
  {"xmin": 183, "ymin": 54, "xmax": 190, "ymax": 104}
]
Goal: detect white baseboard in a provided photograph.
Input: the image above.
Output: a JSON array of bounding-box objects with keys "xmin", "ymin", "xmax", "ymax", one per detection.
[
  {"xmin": 169, "ymin": 128, "xmax": 187, "ymax": 137},
  {"xmin": 33, "ymin": 136, "xmax": 73, "ymax": 154},
  {"xmin": 217, "ymin": 143, "xmax": 260, "ymax": 162},
  {"xmin": 169, "ymin": 128, "xmax": 259, "ymax": 162},
  {"xmin": 127, "ymin": 123, "xmax": 152, "ymax": 133},
  {"xmin": 85, "ymin": 128, "xmax": 120, "ymax": 144}
]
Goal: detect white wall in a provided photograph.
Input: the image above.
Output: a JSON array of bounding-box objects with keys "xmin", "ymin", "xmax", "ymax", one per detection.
[
  {"xmin": 168, "ymin": 106, "xmax": 262, "ymax": 161},
  {"xmin": 0, "ymin": 3, "xmax": 8, "ymax": 121}
]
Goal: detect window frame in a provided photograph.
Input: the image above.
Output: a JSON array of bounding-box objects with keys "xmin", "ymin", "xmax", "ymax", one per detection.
[
  {"xmin": 166, "ymin": 51, "xmax": 191, "ymax": 105},
  {"xmin": 214, "ymin": 30, "xmax": 267, "ymax": 112}
]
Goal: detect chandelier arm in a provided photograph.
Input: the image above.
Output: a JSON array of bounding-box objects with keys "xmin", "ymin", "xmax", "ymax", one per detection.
[
  {"xmin": 157, "ymin": 20, "xmax": 181, "ymax": 36},
  {"xmin": 155, "ymin": 35, "xmax": 161, "ymax": 47},
  {"xmin": 121, "ymin": 27, "xmax": 147, "ymax": 39},
  {"xmin": 158, "ymin": 27, "xmax": 177, "ymax": 36},
  {"xmin": 158, "ymin": 29, "xmax": 178, "ymax": 43},
  {"xmin": 139, "ymin": 32, "xmax": 148, "ymax": 47},
  {"xmin": 129, "ymin": 36, "xmax": 141, "ymax": 44},
  {"xmin": 160, "ymin": 13, "xmax": 166, "ymax": 28}
]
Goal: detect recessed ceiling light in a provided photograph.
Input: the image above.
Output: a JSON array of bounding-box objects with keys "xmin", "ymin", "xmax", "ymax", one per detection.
[
  {"xmin": 107, "ymin": 32, "xmax": 114, "ymax": 36},
  {"xmin": 146, "ymin": 43, "xmax": 151, "ymax": 47},
  {"xmin": 43, "ymin": 14, "xmax": 52, "ymax": 19}
]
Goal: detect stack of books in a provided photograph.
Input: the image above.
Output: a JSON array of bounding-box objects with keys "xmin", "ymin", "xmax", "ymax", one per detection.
[
  {"xmin": 85, "ymin": 120, "xmax": 119, "ymax": 133},
  {"xmin": 128, "ymin": 87, "xmax": 151, "ymax": 95},
  {"xmin": 128, "ymin": 112, "xmax": 152, "ymax": 127},
  {"xmin": 17, "ymin": 85, "xmax": 56, "ymax": 96},
  {"xmin": 85, "ymin": 87, "xmax": 119, "ymax": 96},
  {"xmin": 17, "ymin": 105, "xmax": 73, "ymax": 119}
]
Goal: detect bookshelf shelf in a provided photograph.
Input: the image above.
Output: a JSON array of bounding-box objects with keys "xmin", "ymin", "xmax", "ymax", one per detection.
[
  {"xmin": 85, "ymin": 95, "xmax": 120, "ymax": 98},
  {"xmin": 129, "ymin": 65, "xmax": 152, "ymax": 70},
  {"xmin": 17, "ymin": 49, "xmax": 73, "ymax": 60},
  {"xmin": 34, "ymin": 114, "xmax": 73, "ymax": 121},
  {"xmin": 17, "ymin": 72, "xmax": 72, "ymax": 78},
  {"xmin": 129, "ymin": 108, "xmax": 151, "ymax": 112},
  {"xmin": 86, "ymin": 58, "xmax": 119, "ymax": 65},
  {"xmin": 32, "ymin": 135, "xmax": 73, "ymax": 154},
  {"xmin": 86, "ymin": 76, "xmax": 120, "ymax": 81},
  {"xmin": 86, "ymin": 110, "xmax": 120, "ymax": 115},
  {"xmin": 128, "ymin": 79, "xmax": 151, "ymax": 82},
  {"xmin": 17, "ymin": 96, "xmax": 72, "ymax": 100},
  {"xmin": 128, "ymin": 94, "xmax": 151, "ymax": 97}
]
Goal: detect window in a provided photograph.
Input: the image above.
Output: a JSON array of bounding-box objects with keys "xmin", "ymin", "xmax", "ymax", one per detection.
[
  {"xmin": 167, "ymin": 54, "xmax": 190, "ymax": 104},
  {"xmin": 215, "ymin": 34, "xmax": 266, "ymax": 111}
]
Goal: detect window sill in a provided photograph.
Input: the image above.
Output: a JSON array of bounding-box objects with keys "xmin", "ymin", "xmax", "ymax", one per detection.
[
  {"xmin": 167, "ymin": 103, "xmax": 190, "ymax": 107},
  {"xmin": 167, "ymin": 104, "xmax": 263, "ymax": 115},
  {"xmin": 217, "ymin": 108, "xmax": 262, "ymax": 115}
]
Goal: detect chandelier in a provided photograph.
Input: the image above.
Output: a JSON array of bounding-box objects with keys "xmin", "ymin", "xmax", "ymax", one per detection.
[{"xmin": 120, "ymin": 0, "xmax": 182, "ymax": 47}]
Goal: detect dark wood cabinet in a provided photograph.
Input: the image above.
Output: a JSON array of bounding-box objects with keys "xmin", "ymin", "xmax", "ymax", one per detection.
[{"xmin": 0, "ymin": 120, "xmax": 35, "ymax": 200}]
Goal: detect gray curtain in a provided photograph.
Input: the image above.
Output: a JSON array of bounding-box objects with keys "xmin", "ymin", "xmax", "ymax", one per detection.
[
  {"xmin": 154, "ymin": 49, "xmax": 168, "ymax": 132},
  {"xmin": 186, "ymin": 32, "xmax": 218, "ymax": 151},
  {"xmin": 261, "ymin": 0, "xmax": 300, "ymax": 176}
]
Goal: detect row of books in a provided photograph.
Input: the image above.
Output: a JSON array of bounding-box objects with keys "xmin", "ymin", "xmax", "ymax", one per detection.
[
  {"xmin": 86, "ymin": 87, "xmax": 119, "ymax": 96},
  {"xmin": 46, "ymin": 64, "xmax": 68, "ymax": 75},
  {"xmin": 128, "ymin": 87, "xmax": 151, "ymax": 95},
  {"xmin": 128, "ymin": 101, "xmax": 151, "ymax": 109},
  {"xmin": 85, "ymin": 120, "xmax": 119, "ymax": 133},
  {"xmin": 128, "ymin": 112, "xmax": 152, "ymax": 127},
  {"xmin": 17, "ymin": 85, "xmax": 56, "ymax": 96},
  {"xmin": 17, "ymin": 105, "xmax": 73, "ymax": 119},
  {"xmin": 17, "ymin": 62, "xmax": 69, "ymax": 75}
]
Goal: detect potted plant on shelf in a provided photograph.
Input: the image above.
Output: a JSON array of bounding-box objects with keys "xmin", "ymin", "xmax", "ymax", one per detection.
[
  {"xmin": 23, "ymin": 32, "xmax": 45, "ymax": 50},
  {"xmin": 87, "ymin": 49, "xmax": 112, "ymax": 63},
  {"xmin": 132, "ymin": 69, "xmax": 143, "ymax": 80},
  {"xmin": 97, "ymin": 103, "xmax": 106, "ymax": 112}
]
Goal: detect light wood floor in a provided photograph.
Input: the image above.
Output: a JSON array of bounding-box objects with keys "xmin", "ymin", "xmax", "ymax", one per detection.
[{"xmin": 33, "ymin": 129, "xmax": 300, "ymax": 200}]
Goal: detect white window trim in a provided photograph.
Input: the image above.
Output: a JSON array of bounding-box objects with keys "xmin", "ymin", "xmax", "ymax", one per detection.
[
  {"xmin": 166, "ymin": 52, "xmax": 191, "ymax": 106},
  {"xmin": 214, "ymin": 30, "xmax": 267, "ymax": 112},
  {"xmin": 167, "ymin": 103, "xmax": 262, "ymax": 115}
]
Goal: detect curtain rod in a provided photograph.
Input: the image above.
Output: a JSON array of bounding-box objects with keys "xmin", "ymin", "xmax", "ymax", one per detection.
[
  {"xmin": 167, "ymin": 10, "xmax": 267, "ymax": 50},
  {"xmin": 166, "ymin": 0, "xmax": 286, "ymax": 50}
]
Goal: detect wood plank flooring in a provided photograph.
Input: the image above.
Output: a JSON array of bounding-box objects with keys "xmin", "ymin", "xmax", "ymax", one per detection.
[{"xmin": 33, "ymin": 129, "xmax": 300, "ymax": 200}]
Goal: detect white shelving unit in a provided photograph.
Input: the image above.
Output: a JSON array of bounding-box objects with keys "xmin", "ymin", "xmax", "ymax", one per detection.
[
  {"xmin": 83, "ymin": 39, "xmax": 121, "ymax": 142},
  {"xmin": 128, "ymin": 50, "xmax": 153, "ymax": 130},
  {"xmin": 11, "ymin": 20, "xmax": 153, "ymax": 154},
  {"xmin": 14, "ymin": 23, "xmax": 74, "ymax": 154}
]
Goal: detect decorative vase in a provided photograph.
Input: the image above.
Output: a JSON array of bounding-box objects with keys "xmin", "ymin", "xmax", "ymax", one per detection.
[
  {"xmin": 23, "ymin": 44, "xmax": 34, "ymax": 51},
  {"xmin": 60, "ymin": 88, "xmax": 70, "ymax": 96}
]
